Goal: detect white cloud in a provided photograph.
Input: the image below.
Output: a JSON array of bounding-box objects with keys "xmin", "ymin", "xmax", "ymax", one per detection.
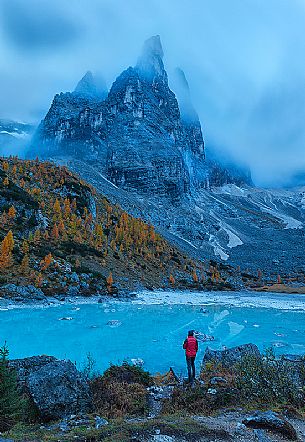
[{"xmin": 1, "ymin": 0, "xmax": 305, "ymax": 186}]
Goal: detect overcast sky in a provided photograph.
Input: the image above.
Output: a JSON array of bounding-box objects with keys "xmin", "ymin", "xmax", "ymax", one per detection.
[{"xmin": 1, "ymin": 0, "xmax": 305, "ymax": 186}]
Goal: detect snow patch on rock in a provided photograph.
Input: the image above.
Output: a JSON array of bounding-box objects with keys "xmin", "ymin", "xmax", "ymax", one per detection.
[
  {"xmin": 221, "ymin": 223, "xmax": 243, "ymax": 248},
  {"xmin": 209, "ymin": 234, "xmax": 229, "ymax": 260}
]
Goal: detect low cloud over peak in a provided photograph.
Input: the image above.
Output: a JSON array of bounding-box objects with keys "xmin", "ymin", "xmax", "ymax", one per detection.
[{"xmin": 1, "ymin": 0, "xmax": 305, "ymax": 187}]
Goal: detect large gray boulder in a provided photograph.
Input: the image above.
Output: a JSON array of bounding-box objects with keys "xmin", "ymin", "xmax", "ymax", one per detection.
[
  {"xmin": 203, "ymin": 343, "xmax": 260, "ymax": 368},
  {"xmin": 243, "ymin": 411, "xmax": 297, "ymax": 440},
  {"xmin": 10, "ymin": 356, "xmax": 91, "ymax": 420}
]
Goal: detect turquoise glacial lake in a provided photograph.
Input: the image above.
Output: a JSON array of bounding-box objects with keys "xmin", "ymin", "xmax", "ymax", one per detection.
[{"xmin": 1, "ymin": 292, "xmax": 305, "ymax": 376}]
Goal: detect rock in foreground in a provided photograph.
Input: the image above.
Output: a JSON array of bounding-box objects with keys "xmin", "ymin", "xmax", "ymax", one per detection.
[
  {"xmin": 10, "ymin": 356, "xmax": 91, "ymax": 420},
  {"xmin": 243, "ymin": 411, "xmax": 298, "ymax": 440},
  {"xmin": 202, "ymin": 343, "xmax": 260, "ymax": 368}
]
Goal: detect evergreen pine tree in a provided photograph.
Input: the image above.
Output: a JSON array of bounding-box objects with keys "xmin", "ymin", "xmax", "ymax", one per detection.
[{"xmin": 0, "ymin": 343, "xmax": 26, "ymax": 431}]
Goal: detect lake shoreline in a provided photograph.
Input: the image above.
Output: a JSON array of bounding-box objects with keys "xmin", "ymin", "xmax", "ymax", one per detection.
[{"xmin": 1, "ymin": 288, "xmax": 305, "ymax": 311}]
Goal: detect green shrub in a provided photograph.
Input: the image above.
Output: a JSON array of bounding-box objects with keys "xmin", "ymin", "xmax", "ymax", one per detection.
[
  {"xmin": 91, "ymin": 378, "xmax": 148, "ymax": 418},
  {"xmin": 102, "ymin": 362, "xmax": 152, "ymax": 386},
  {"xmin": 163, "ymin": 385, "xmax": 208, "ymax": 414},
  {"xmin": 0, "ymin": 343, "xmax": 27, "ymax": 431},
  {"xmin": 81, "ymin": 352, "xmax": 98, "ymax": 380},
  {"xmin": 90, "ymin": 362, "xmax": 152, "ymax": 418},
  {"xmin": 234, "ymin": 348, "xmax": 305, "ymax": 408}
]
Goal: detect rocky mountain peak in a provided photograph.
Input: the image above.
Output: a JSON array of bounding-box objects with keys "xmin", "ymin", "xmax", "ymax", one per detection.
[
  {"xmin": 143, "ymin": 35, "xmax": 164, "ymax": 58},
  {"xmin": 31, "ymin": 34, "xmax": 253, "ymax": 197},
  {"xmin": 74, "ymin": 71, "xmax": 107, "ymax": 99},
  {"xmin": 171, "ymin": 67, "xmax": 199, "ymax": 123},
  {"xmin": 136, "ymin": 35, "xmax": 167, "ymax": 83}
]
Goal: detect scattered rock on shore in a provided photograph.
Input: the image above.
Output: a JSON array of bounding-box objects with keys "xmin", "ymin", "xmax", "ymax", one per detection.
[{"xmin": 0, "ymin": 284, "xmax": 46, "ymax": 301}]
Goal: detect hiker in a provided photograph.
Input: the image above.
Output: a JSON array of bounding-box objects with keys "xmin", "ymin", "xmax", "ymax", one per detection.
[{"xmin": 183, "ymin": 330, "xmax": 198, "ymax": 383}]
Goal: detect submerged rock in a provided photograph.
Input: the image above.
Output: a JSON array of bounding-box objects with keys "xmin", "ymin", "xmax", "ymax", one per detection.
[
  {"xmin": 194, "ymin": 331, "xmax": 215, "ymax": 342},
  {"xmin": 10, "ymin": 356, "xmax": 91, "ymax": 420},
  {"xmin": 203, "ymin": 343, "xmax": 260, "ymax": 368},
  {"xmin": 243, "ymin": 411, "xmax": 297, "ymax": 440},
  {"xmin": 107, "ymin": 319, "xmax": 122, "ymax": 327}
]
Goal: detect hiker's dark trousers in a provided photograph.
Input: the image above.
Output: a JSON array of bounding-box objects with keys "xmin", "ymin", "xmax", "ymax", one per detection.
[{"xmin": 186, "ymin": 356, "xmax": 196, "ymax": 382}]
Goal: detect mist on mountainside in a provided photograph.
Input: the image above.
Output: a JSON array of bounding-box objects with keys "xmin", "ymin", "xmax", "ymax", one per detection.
[{"xmin": 1, "ymin": 0, "xmax": 305, "ymax": 187}]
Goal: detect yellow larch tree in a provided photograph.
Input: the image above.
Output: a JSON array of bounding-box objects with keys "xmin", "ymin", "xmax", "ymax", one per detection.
[
  {"xmin": 63, "ymin": 198, "xmax": 71, "ymax": 218},
  {"xmin": 8, "ymin": 206, "xmax": 16, "ymax": 219},
  {"xmin": 169, "ymin": 274, "xmax": 175, "ymax": 286},
  {"xmin": 2, "ymin": 161, "xmax": 9, "ymax": 172},
  {"xmin": 21, "ymin": 254, "xmax": 30, "ymax": 274},
  {"xmin": 22, "ymin": 239, "xmax": 29, "ymax": 255},
  {"xmin": 192, "ymin": 269, "xmax": 199, "ymax": 283},
  {"xmin": 53, "ymin": 199, "xmax": 62, "ymax": 221},
  {"xmin": 0, "ymin": 230, "xmax": 14, "ymax": 269},
  {"xmin": 51, "ymin": 224, "xmax": 59, "ymax": 240},
  {"xmin": 106, "ymin": 272, "xmax": 113, "ymax": 291},
  {"xmin": 40, "ymin": 253, "xmax": 53, "ymax": 271},
  {"xmin": 33, "ymin": 229, "xmax": 41, "ymax": 245}
]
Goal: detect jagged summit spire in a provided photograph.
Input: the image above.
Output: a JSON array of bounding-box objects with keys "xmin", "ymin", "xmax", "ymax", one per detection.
[
  {"xmin": 142, "ymin": 35, "xmax": 164, "ymax": 58},
  {"xmin": 136, "ymin": 35, "xmax": 167, "ymax": 83},
  {"xmin": 74, "ymin": 71, "xmax": 95, "ymax": 94},
  {"xmin": 74, "ymin": 71, "xmax": 107, "ymax": 99},
  {"xmin": 171, "ymin": 67, "xmax": 198, "ymax": 123},
  {"xmin": 174, "ymin": 68, "xmax": 189, "ymax": 92}
]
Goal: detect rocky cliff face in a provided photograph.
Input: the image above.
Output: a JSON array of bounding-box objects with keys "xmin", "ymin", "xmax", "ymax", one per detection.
[
  {"xmin": 31, "ymin": 35, "xmax": 249, "ymax": 198},
  {"xmin": 32, "ymin": 70, "xmax": 107, "ymax": 160},
  {"xmin": 205, "ymin": 159, "xmax": 253, "ymax": 188},
  {"xmin": 28, "ymin": 36, "xmax": 305, "ymax": 275},
  {"xmin": 101, "ymin": 36, "xmax": 193, "ymax": 198}
]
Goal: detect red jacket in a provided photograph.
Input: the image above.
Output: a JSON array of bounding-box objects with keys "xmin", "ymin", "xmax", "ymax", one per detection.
[{"xmin": 183, "ymin": 336, "xmax": 198, "ymax": 358}]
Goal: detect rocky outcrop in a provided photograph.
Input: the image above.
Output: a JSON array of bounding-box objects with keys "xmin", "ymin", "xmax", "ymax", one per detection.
[
  {"xmin": 28, "ymin": 36, "xmax": 305, "ymax": 275},
  {"xmin": 147, "ymin": 385, "xmax": 174, "ymax": 418},
  {"xmin": 32, "ymin": 36, "xmax": 205, "ymax": 199},
  {"xmin": 10, "ymin": 356, "xmax": 91, "ymax": 420},
  {"xmin": 170, "ymin": 67, "xmax": 206, "ymax": 190},
  {"xmin": 280, "ymin": 354, "xmax": 305, "ymax": 387},
  {"xmin": 205, "ymin": 158, "xmax": 253, "ymax": 188},
  {"xmin": 74, "ymin": 71, "xmax": 107, "ymax": 99},
  {"xmin": 32, "ymin": 92, "xmax": 103, "ymax": 159},
  {"xmin": 243, "ymin": 411, "xmax": 298, "ymax": 440},
  {"xmin": 0, "ymin": 284, "xmax": 46, "ymax": 301},
  {"xmin": 202, "ymin": 344, "xmax": 260, "ymax": 368},
  {"xmin": 32, "ymin": 35, "xmax": 253, "ymax": 198},
  {"xmin": 33, "ymin": 35, "xmax": 252, "ymax": 202}
]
